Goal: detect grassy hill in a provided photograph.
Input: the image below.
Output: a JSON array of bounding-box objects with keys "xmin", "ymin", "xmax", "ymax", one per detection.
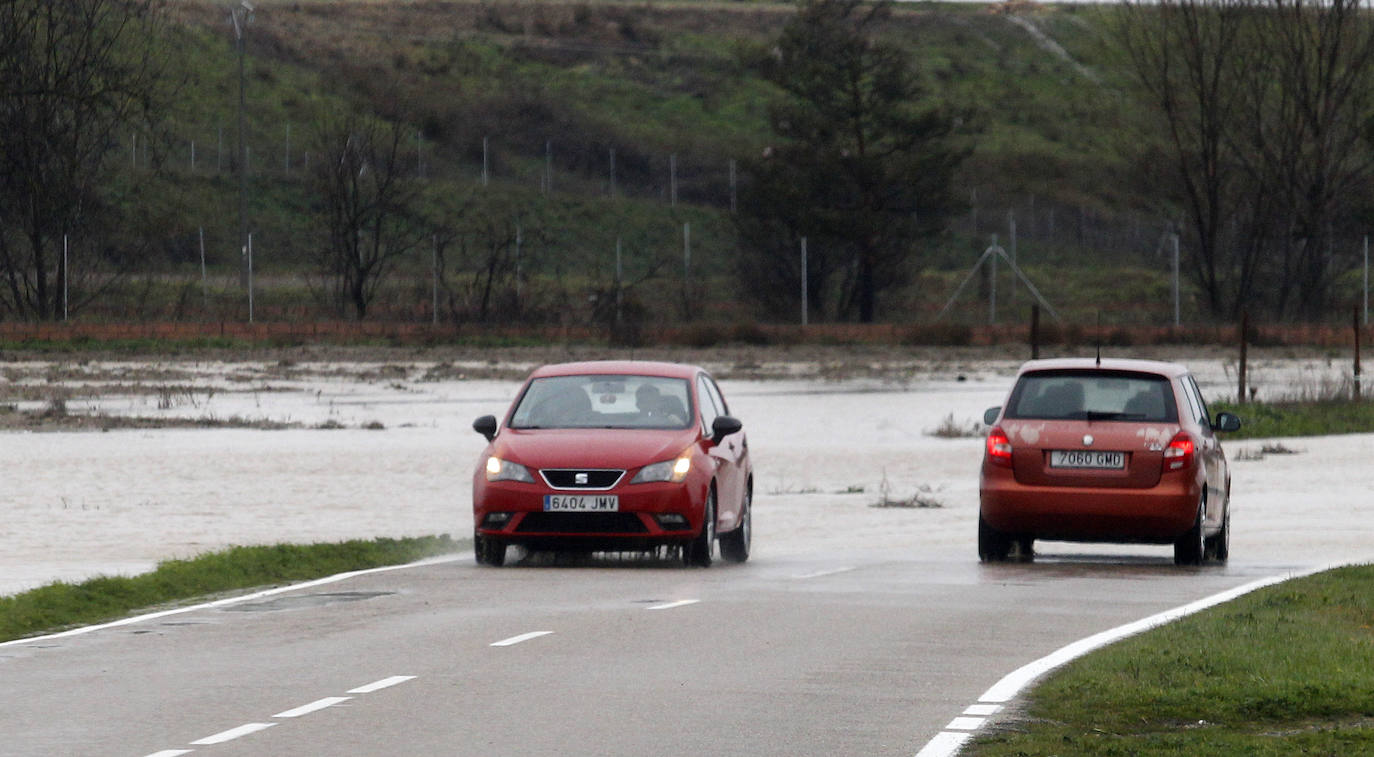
[{"xmin": 114, "ymin": 0, "xmax": 1183, "ymax": 329}]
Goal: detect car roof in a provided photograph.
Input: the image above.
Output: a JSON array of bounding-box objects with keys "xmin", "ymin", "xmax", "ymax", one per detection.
[
  {"xmin": 1014, "ymin": 357, "xmax": 1190, "ymax": 379},
  {"xmin": 527, "ymin": 360, "xmax": 705, "ymax": 380}
]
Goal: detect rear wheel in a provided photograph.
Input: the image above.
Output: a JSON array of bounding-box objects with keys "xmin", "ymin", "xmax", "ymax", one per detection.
[
  {"xmin": 474, "ymin": 531, "xmax": 506, "ymax": 566},
  {"xmin": 683, "ymin": 488, "xmax": 717, "ymax": 568},
  {"xmin": 978, "ymin": 514, "xmax": 1013, "ymax": 562},
  {"xmin": 1173, "ymin": 498, "xmax": 1206, "ymax": 566},
  {"xmin": 719, "ymin": 483, "xmax": 751, "ymax": 564}
]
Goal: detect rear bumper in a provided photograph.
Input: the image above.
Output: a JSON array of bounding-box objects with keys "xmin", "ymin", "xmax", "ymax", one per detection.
[{"xmin": 979, "ymin": 466, "xmax": 1201, "ymax": 544}]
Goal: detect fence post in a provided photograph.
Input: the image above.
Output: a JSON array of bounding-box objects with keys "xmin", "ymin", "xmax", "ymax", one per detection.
[
  {"xmin": 1237, "ymin": 311, "xmax": 1249, "ymax": 404},
  {"xmin": 1030, "ymin": 304, "xmax": 1040, "ymax": 360},
  {"xmin": 1355, "ymin": 305, "xmax": 1362, "ymax": 402}
]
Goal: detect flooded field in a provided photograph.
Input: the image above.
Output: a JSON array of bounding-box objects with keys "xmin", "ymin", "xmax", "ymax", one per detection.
[{"xmin": 4, "ymin": 347, "xmax": 1371, "ymax": 595}]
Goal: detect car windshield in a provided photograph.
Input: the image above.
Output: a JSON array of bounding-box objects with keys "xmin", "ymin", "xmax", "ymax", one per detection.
[
  {"xmin": 508, "ymin": 374, "xmax": 693, "ymax": 430},
  {"xmin": 1005, "ymin": 370, "xmax": 1178, "ymax": 422}
]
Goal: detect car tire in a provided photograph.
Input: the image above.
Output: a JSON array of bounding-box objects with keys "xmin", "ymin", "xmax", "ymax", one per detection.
[
  {"xmin": 719, "ymin": 483, "xmax": 751, "ymax": 564},
  {"xmin": 978, "ymin": 514, "xmax": 1013, "ymax": 562},
  {"xmin": 1173, "ymin": 499, "xmax": 1206, "ymax": 566},
  {"xmin": 1206, "ymin": 506, "xmax": 1230, "ymax": 563},
  {"xmin": 474, "ymin": 530, "xmax": 506, "ymax": 567},
  {"xmin": 683, "ymin": 488, "xmax": 717, "ymax": 568}
]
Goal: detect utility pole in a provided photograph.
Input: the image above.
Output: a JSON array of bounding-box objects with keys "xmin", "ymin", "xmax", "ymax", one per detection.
[{"xmin": 230, "ymin": 1, "xmax": 254, "ymax": 288}]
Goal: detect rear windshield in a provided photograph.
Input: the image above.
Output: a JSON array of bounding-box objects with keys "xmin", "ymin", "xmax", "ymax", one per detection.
[
  {"xmin": 1004, "ymin": 370, "xmax": 1178, "ymax": 422},
  {"xmin": 509, "ymin": 374, "xmax": 693, "ymax": 430}
]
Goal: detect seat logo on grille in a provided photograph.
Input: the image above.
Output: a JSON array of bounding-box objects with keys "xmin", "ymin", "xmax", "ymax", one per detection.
[{"xmin": 575, "ymin": 472, "xmax": 589, "ymax": 485}]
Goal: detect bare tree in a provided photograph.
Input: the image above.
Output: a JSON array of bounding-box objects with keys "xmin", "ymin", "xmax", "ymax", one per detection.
[
  {"xmin": 1115, "ymin": 0, "xmax": 1374, "ymax": 321},
  {"xmin": 1248, "ymin": 0, "xmax": 1374, "ymax": 320},
  {"xmin": 309, "ymin": 111, "xmax": 424, "ymax": 320},
  {"xmin": 1115, "ymin": 0, "xmax": 1260, "ymax": 318},
  {"xmin": 0, "ymin": 0, "xmax": 175, "ymax": 320}
]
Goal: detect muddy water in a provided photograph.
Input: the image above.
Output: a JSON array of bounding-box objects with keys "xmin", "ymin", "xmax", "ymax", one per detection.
[{"xmin": 4, "ymin": 357, "xmax": 1371, "ymax": 596}]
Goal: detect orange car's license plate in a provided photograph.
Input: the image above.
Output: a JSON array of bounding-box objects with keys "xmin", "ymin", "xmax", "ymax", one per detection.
[{"xmin": 1050, "ymin": 450, "xmax": 1125, "ymax": 469}]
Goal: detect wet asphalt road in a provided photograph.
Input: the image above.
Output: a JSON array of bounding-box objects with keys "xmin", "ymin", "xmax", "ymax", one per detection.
[{"xmin": 0, "ymin": 543, "xmax": 1315, "ymax": 757}]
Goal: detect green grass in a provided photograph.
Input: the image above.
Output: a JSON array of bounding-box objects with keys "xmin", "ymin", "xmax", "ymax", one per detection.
[
  {"xmin": 0, "ymin": 535, "xmax": 457, "ymax": 643},
  {"xmin": 967, "ymin": 565, "xmax": 1374, "ymax": 756},
  {"xmin": 1213, "ymin": 398, "xmax": 1374, "ymax": 440}
]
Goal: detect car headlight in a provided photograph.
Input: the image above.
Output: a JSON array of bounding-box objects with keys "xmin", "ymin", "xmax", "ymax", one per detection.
[
  {"xmin": 631, "ymin": 454, "xmax": 692, "ymax": 484},
  {"xmin": 485, "ymin": 456, "xmax": 535, "ymax": 483}
]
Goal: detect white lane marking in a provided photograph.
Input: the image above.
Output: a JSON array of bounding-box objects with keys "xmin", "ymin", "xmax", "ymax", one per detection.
[
  {"xmin": 189, "ymin": 722, "xmax": 275, "ymax": 745},
  {"xmin": 274, "ymin": 696, "xmax": 352, "ymax": 718},
  {"xmin": 963, "ymin": 704, "xmax": 1001, "ymax": 716},
  {"xmin": 945, "ymin": 716, "xmax": 985, "ymax": 731},
  {"xmin": 142, "ymin": 751, "xmax": 193, "ymax": 757},
  {"xmin": 491, "ymin": 631, "xmax": 554, "ymax": 647},
  {"xmin": 0, "ymin": 555, "xmax": 463, "ymax": 649},
  {"xmin": 792, "ymin": 566, "xmax": 857, "ymax": 580},
  {"xmin": 911, "ymin": 563, "xmax": 1343, "ymax": 757},
  {"xmin": 348, "ymin": 675, "xmax": 417, "ymax": 694},
  {"xmin": 646, "ymin": 599, "xmax": 700, "ymax": 611},
  {"xmin": 913, "ymin": 730, "xmax": 970, "ymax": 757}
]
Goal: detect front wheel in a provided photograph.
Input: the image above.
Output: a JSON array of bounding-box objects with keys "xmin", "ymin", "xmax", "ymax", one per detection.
[
  {"xmin": 474, "ymin": 531, "xmax": 506, "ymax": 566},
  {"xmin": 683, "ymin": 488, "xmax": 717, "ymax": 568},
  {"xmin": 719, "ymin": 484, "xmax": 751, "ymax": 563},
  {"xmin": 1206, "ymin": 506, "xmax": 1230, "ymax": 563}
]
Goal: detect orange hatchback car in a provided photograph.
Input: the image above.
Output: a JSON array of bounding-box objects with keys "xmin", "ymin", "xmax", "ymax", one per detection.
[{"xmin": 979, "ymin": 358, "xmax": 1241, "ymax": 565}]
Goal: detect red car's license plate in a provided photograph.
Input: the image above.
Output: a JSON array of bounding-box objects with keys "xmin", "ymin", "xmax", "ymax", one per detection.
[
  {"xmin": 544, "ymin": 495, "xmax": 619, "ymax": 512},
  {"xmin": 1050, "ymin": 450, "xmax": 1125, "ymax": 469}
]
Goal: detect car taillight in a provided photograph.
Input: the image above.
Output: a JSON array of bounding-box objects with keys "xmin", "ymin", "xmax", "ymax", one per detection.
[
  {"xmin": 1163, "ymin": 432, "xmax": 1195, "ymax": 472},
  {"xmin": 986, "ymin": 427, "xmax": 1013, "ymax": 467}
]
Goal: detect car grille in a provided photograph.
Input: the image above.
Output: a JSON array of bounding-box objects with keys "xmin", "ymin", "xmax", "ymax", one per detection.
[
  {"xmin": 540, "ymin": 469, "xmax": 625, "ymax": 490},
  {"xmin": 516, "ymin": 512, "xmax": 648, "ymax": 534}
]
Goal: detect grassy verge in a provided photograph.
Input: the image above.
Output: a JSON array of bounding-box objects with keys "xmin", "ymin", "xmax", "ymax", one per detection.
[
  {"xmin": 0, "ymin": 535, "xmax": 458, "ymax": 643},
  {"xmin": 1214, "ymin": 398, "xmax": 1374, "ymax": 440},
  {"xmin": 968, "ymin": 564, "xmax": 1374, "ymax": 756}
]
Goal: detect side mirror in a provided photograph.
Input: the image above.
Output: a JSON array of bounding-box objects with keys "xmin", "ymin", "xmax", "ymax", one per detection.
[
  {"xmin": 711, "ymin": 415, "xmax": 743, "ymax": 444},
  {"xmin": 983, "ymin": 406, "xmax": 1002, "ymax": 426},
  {"xmin": 1213, "ymin": 411, "xmax": 1242, "ymax": 433},
  {"xmin": 473, "ymin": 414, "xmax": 498, "ymax": 442}
]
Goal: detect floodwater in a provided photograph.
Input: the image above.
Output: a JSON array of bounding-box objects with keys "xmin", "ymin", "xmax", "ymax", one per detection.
[{"xmin": 4, "ymin": 355, "xmax": 1372, "ymax": 596}]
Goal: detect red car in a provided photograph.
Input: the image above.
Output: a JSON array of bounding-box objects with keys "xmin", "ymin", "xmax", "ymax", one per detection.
[
  {"xmin": 471, "ymin": 361, "xmax": 752, "ymax": 567},
  {"xmin": 979, "ymin": 358, "xmax": 1241, "ymax": 565}
]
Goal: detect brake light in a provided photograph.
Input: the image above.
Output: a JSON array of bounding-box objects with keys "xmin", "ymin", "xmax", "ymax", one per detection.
[
  {"xmin": 1163, "ymin": 432, "xmax": 1195, "ymax": 472},
  {"xmin": 986, "ymin": 427, "xmax": 1013, "ymax": 467}
]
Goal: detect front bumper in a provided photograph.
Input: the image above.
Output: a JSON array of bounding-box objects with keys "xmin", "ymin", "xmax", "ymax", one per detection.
[{"xmin": 474, "ymin": 478, "xmax": 704, "ymax": 550}]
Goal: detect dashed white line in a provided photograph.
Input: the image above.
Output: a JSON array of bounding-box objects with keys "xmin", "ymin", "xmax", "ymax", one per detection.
[
  {"xmin": 142, "ymin": 751, "xmax": 193, "ymax": 757},
  {"xmin": 963, "ymin": 704, "xmax": 1001, "ymax": 717},
  {"xmin": 490, "ymin": 631, "xmax": 555, "ymax": 647},
  {"xmin": 347, "ymin": 675, "xmax": 416, "ymax": 694},
  {"xmin": 274, "ymin": 696, "xmax": 352, "ymax": 718},
  {"xmin": 646, "ymin": 599, "xmax": 700, "ymax": 610},
  {"xmin": 945, "ymin": 716, "xmax": 985, "ymax": 731},
  {"xmin": 189, "ymin": 722, "xmax": 275, "ymax": 745}
]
